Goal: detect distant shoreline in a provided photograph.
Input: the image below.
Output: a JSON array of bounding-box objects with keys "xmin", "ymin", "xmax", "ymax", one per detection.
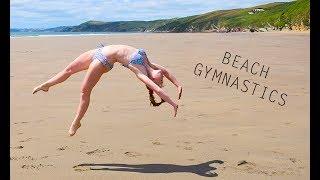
[
  {"xmin": 10, "ymin": 30, "xmax": 310, "ymax": 38},
  {"xmin": 10, "ymin": 31, "xmax": 146, "ymax": 38}
]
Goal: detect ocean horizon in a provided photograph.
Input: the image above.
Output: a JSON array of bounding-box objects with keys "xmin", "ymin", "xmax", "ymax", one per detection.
[{"xmin": 10, "ymin": 31, "xmax": 146, "ymax": 38}]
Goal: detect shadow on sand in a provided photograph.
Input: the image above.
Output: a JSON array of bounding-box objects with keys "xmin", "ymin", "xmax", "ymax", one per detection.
[{"xmin": 74, "ymin": 160, "xmax": 224, "ymax": 177}]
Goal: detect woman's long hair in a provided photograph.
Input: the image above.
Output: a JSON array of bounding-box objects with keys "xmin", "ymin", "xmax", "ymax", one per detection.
[{"xmin": 146, "ymin": 86, "xmax": 165, "ymax": 106}]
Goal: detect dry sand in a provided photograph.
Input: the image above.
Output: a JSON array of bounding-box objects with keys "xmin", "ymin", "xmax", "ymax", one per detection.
[{"xmin": 10, "ymin": 32, "xmax": 309, "ymax": 180}]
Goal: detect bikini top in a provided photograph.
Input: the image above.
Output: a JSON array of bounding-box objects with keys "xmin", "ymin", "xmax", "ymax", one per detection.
[{"xmin": 122, "ymin": 48, "xmax": 146, "ymax": 68}]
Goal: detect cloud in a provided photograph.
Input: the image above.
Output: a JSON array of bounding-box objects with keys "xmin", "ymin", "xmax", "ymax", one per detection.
[{"xmin": 10, "ymin": 0, "xmax": 293, "ymax": 28}]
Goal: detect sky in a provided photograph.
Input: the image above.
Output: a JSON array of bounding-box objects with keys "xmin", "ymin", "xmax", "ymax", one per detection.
[{"xmin": 10, "ymin": 0, "xmax": 293, "ymax": 29}]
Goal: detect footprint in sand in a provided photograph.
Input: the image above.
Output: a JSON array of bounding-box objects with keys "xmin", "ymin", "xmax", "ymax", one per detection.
[
  {"xmin": 13, "ymin": 121, "xmax": 29, "ymax": 125},
  {"xmin": 57, "ymin": 146, "xmax": 68, "ymax": 151},
  {"xmin": 73, "ymin": 165, "xmax": 91, "ymax": 172},
  {"xmin": 237, "ymin": 160, "xmax": 249, "ymax": 166},
  {"xmin": 221, "ymin": 147, "xmax": 229, "ymax": 151},
  {"xmin": 11, "ymin": 145, "xmax": 24, "ymax": 149},
  {"xmin": 184, "ymin": 146, "xmax": 193, "ymax": 150},
  {"xmin": 234, "ymin": 160, "xmax": 257, "ymax": 172},
  {"xmin": 10, "ymin": 156, "xmax": 35, "ymax": 161},
  {"xmin": 176, "ymin": 140, "xmax": 195, "ymax": 150},
  {"xmin": 289, "ymin": 157, "xmax": 302, "ymax": 164},
  {"xmin": 21, "ymin": 163, "xmax": 53, "ymax": 170},
  {"xmin": 79, "ymin": 141, "xmax": 89, "ymax": 148},
  {"xmin": 197, "ymin": 113, "xmax": 208, "ymax": 117},
  {"xmin": 284, "ymin": 122, "xmax": 293, "ymax": 126},
  {"xmin": 86, "ymin": 148, "xmax": 110, "ymax": 156},
  {"xmin": 124, "ymin": 151, "xmax": 142, "ymax": 157},
  {"xmin": 41, "ymin": 156, "xmax": 49, "ymax": 159},
  {"xmin": 271, "ymin": 150, "xmax": 283, "ymax": 154},
  {"xmin": 234, "ymin": 160, "xmax": 298, "ymax": 176},
  {"xmin": 289, "ymin": 158, "xmax": 297, "ymax": 163},
  {"xmin": 232, "ymin": 108, "xmax": 240, "ymax": 111},
  {"xmin": 19, "ymin": 138, "xmax": 32, "ymax": 143},
  {"xmin": 152, "ymin": 140, "xmax": 162, "ymax": 146}
]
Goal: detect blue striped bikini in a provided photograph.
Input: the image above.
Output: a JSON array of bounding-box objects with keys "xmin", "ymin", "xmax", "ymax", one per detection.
[
  {"xmin": 122, "ymin": 48, "xmax": 147, "ymax": 68},
  {"xmin": 92, "ymin": 43, "xmax": 113, "ymax": 70},
  {"xmin": 92, "ymin": 43, "xmax": 147, "ymax": 70},
  {"xmin": 92, "ymin": 47, "xmax": 114, "ymax": 70}
]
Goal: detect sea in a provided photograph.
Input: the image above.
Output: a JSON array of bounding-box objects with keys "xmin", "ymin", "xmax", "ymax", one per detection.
[{"xmin": 10, "ymin": 31, "xmax": 145, "ymax": 38}]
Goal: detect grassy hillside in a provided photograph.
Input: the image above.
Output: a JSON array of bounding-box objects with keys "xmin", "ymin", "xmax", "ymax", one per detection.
[
  {"xmin": 66, "ymin": 20, "xmax": 168, "ymax": 32},
  {"xmin": 153, "ymin": 0, "xmax": 309, "ymax": 32}
]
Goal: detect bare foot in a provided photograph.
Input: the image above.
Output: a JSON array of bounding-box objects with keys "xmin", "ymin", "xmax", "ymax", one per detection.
[
  {"xmin": 173, "ymin": 105, "xmax": 178, "ymax": 117},
  {"xmin": 68, "ymin": 122, "xmax": 81, "ymax": 136},
  {"xmin": 32, "ymin": 84, "xmax": 49, "ymax": 94},
  {"xmin": 178, "ymin": 86, "xmax": 182, "ymax": 99}
]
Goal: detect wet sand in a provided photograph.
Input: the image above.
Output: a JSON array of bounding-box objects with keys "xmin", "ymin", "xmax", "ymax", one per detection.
[{"xmin": 10, "ymin": 32, "xmax": 309, "ymax": 179}]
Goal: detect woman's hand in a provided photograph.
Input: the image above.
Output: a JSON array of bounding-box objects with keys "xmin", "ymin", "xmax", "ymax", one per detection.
[{"xmin": 178, "ymin": 86, "xmax": 183, "ymax": 100}]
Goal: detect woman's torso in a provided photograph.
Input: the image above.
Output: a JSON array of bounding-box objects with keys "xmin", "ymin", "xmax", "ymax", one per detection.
[
  {"xmin": 89, "ymin": 44, "xmax": 152, "ymax": 77},
  {"xmin": 98, "ymin": 44, "xmax": 139, "ymax": 65}
]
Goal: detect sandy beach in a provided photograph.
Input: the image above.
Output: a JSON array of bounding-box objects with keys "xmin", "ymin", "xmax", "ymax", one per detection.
[{"xmin": 10, "ymin": 32, "xmax": 309, "ymax": 179}]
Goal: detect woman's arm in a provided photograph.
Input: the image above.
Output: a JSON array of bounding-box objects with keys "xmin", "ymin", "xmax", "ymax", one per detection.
[
  {"xmin": 129, "ymin": 64, "xmax": 175, "ymax": 106},
  {"xmin": 128, "ymin": 64, "xmax": 178, "ymax": 116},
  {"xmin": 145, "ymin": 57, "xmax": 182, "ymax": 99}
]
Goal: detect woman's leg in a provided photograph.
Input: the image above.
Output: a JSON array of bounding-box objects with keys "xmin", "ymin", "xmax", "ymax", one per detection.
[
  {"xmin": 68, "ymin": 59, "xmax": 108, "ymax": 136},
  {"xmin": 33, "ymin": 50, "xmax": 94, "ymax": 94}
]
